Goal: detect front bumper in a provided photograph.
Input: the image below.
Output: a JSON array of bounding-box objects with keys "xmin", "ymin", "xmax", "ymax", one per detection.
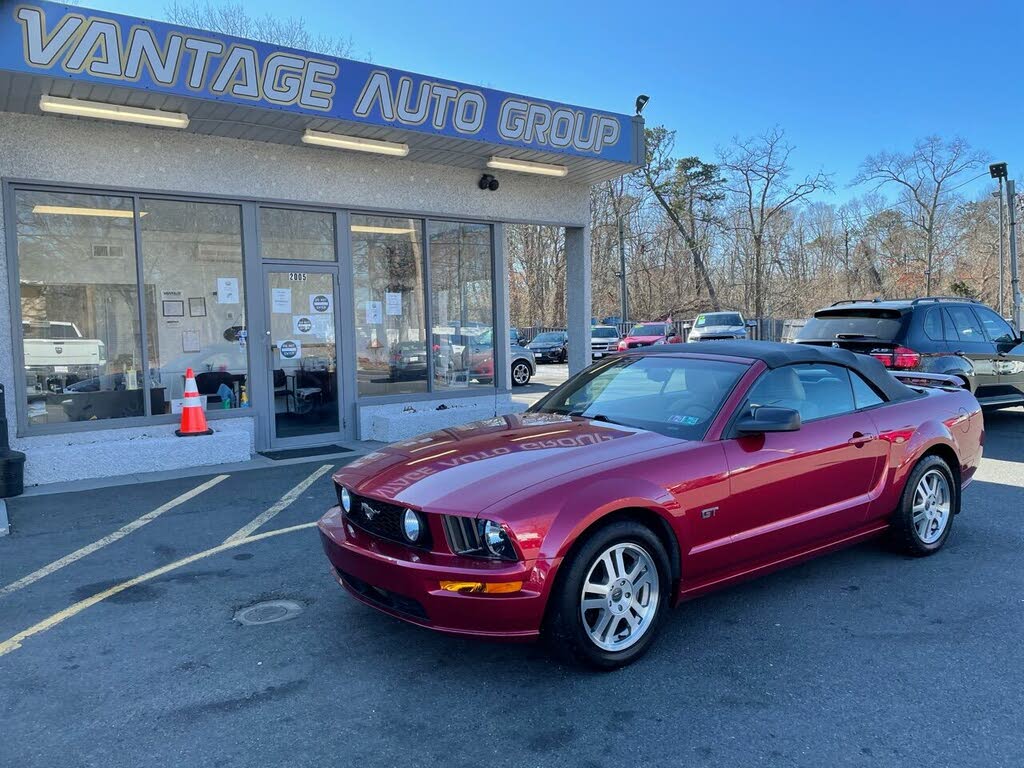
[
  {"xmin": 318, "ymin": 507, "xmax": 553, "ymax": 640},
  {"xmin": 530, "ymin": 349, "xmax": 563, "ymax": 362}
]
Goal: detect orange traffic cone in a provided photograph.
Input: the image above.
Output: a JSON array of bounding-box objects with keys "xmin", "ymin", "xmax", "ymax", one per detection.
[{"xmin": 175, "ymin": 367, "xmax": 213, "ymax": 437}]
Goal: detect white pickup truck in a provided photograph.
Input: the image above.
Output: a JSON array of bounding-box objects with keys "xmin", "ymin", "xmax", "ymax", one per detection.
[{"xmin": 23, "ymin": 321, "xmax": 106, "ymax": 368}]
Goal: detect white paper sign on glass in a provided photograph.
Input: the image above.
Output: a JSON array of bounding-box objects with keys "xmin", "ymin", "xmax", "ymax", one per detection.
[
  {"xmin": 385, "ymin": 292, "xmax": 403, "ymax": 316},
  {"xmin": 365, "ymin": 300, "xmax": 383, "ymax": 324},
  {"xmin": 271, "ymin": 288, "xmax": 292, "ymax": 314},
  {"xmin": 217, "ymin": 277, "xmax": 240, "ymax": 304}
]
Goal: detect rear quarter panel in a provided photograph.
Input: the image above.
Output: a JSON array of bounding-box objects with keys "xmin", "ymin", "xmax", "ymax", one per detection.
[{"xmin": 866, "ymin": 387, "xmax": 983, "ymax": 522}]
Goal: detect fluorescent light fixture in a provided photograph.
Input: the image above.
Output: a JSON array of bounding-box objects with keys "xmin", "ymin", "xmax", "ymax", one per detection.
[
  {"xmin": 350, "ymin": 224, "xmax": 417, "ymax": 235},
  {"xmin": 302, "ymin": 129, "xmax": 409, "ymax": 157},
  {"xmin": 39, "ymin": 94, "xmax": 189, "ymax": 128},
  {"xmin": 32, "ymin": 204, "xmax": 141, "ymax": 219},
  {"xmin": 487, "ymin": 156, "xmax": 568, "ymax": 177}
]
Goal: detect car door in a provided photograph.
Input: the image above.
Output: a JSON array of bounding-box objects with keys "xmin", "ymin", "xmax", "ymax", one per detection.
[
  {"xmin": 972, "ymin": 305, "xmax": 1024, "ymax": 402},
  {"xmin": 943, "ymin": 305, "xmax": 999, "ymax": 399},
  {"xmin": 713, "ymin": 363, "xmax": 889, "ymax": 570}
]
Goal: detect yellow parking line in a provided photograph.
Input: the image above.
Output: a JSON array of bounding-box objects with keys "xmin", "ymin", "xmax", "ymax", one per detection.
[
  {"xmin": 222, "ymin": 464, "xmax": 333, "ymax": 544},
  {"xmin": 0, "ymin": 474, "xmax": 229, "ymax": 598},
  {"xmin": 0, "ymin": 521, "xmax": 317, "ymax": 658}
]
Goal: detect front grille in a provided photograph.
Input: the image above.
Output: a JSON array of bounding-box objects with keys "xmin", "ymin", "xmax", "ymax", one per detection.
[
  {"xmin": 337, "ymin": 568, "xmax": 428, "ymax": 621},
  {"xmin": 627, "ymin": 340, "xmax": 652, "ymax": 349},
  {"xmin": 346, "ymin": 492, "xmax": 432, "ymax": 549},
  {"xmin": 442, "ymin": 514, "xmax": 485, "ymax": 555}
]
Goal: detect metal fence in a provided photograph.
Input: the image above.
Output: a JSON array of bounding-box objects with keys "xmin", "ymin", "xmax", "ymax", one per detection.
[{"xmin": 515, "ymin": 318, "xmax": 804, "ymax": 345}]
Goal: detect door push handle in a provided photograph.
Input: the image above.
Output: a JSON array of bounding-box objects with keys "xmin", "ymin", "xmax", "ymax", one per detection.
[{"xmin": 848, "ymin": 432, "xmax": 877, "ymax": 446}]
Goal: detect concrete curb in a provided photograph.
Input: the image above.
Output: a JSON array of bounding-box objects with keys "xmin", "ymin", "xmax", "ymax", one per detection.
[{"xmin": 0, "ymin": 499, "xmax": 9, "ymax": 537}]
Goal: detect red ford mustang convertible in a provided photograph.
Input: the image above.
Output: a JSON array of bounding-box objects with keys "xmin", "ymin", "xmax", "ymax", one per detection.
[{"xmin": 319, "ymin": 342, "xmax": 983, "ymax": 668}]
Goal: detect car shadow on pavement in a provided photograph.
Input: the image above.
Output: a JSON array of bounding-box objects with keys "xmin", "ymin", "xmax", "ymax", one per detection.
[{"xmin": 979, "ymin": 408, "xmax": 1024, "ymax": 463}]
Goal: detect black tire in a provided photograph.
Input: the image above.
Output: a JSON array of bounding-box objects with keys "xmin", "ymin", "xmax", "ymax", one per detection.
[
  {"xmin": 511, "ymin": 360, "xmax": 532, "ymax": 386},
  {"xmin": 543, "ymin": 520, "xmax": 670, "ymax": 670},
  {"xmin": 891, "ymin": 455, "xmax": 957, "ymax": 556}
]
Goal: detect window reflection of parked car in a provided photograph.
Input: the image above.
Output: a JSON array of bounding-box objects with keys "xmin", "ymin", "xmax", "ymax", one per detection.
[
  {"xmin": 510, "ymin": 328, "xmax": 527, "ymax": 346},
  {"xmin": 23, "ymin": 320, "xmax": 106, "ymax": 369},
  {"xmin": 388, "ymin": 341, "xmax": 432, "ymax": 382},
  {"xmin": 528, "ymin": 330, "xmax": 568, "ymax": 363},
  {"xmin": 466, "ymin": 329, "xmax": 535, "ymax": 386},
  {"xmin": 687, "ymin": 311, "xmax": 748, "ymax": 341}
]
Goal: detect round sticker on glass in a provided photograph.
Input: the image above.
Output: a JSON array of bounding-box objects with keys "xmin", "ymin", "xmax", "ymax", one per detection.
[
  {"xmin": 311, "ymin": 294, "xmax": 331, "ymax": 313},
  {"xmin": 279, "ymin": 340, "xmax": 301, "ymax": 359}
]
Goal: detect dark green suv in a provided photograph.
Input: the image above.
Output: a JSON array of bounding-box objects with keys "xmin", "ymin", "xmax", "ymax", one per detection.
[{"xmin": 796, "ymin": 297, "xmax": 1024, "ymax": 409}]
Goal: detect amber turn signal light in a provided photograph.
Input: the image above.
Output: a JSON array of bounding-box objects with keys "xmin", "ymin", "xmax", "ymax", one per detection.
[{"xmin": 439, "ymin": 580, "xmax": 523, "ymax": 594}]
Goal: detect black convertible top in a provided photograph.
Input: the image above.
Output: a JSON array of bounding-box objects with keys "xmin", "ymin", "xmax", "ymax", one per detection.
[{"xmin": 635, "ymin": 340, "xmax": 915, "ymax": 401}]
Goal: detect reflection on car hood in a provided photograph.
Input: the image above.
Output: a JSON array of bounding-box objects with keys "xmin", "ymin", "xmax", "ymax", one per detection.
[{"xmin": 335, "ymin": 413, "xmax": 677, "ymax": 514}]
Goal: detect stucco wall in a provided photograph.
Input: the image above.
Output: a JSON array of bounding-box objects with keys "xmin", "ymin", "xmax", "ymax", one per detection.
[{"xmin": 0, "ymin": 111, "xmax": 590, "ymax": 484}]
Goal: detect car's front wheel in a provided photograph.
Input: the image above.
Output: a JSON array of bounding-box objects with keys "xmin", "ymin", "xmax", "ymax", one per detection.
[
  {"xmin": 891, "ymin": 455, "xmax": 956, "ymax": 556},
  {"xmin": 544, "ymin": 520, "xmax": 670, "ymax": 669},
  {"xmin": 511, "ymin": 360, "xmax": 532, "ymax": 386}
]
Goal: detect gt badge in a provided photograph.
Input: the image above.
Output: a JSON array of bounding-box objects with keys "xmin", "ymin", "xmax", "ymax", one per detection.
[{"xmin": 700, "ymin": 506, "xmax": 718, "ymax": 520}]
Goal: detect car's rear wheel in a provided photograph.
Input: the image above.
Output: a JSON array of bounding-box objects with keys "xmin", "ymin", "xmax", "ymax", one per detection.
[
  {"xmin": 511, "ymin": 360, "xmax": 532, "ymax": 386},
  {"xmin": 544, "ymin": 520, "xmax": 670, "ymax": 669},
  {"xmin": 891, "ymin": 455, "xmax": 956, "ymax": 556}
]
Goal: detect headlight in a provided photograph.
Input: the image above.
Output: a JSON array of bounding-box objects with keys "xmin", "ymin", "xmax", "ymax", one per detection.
[
  {"xmin": 480, "ymin": 519, "xmax": 517, "ymax": 560},
  {"xmin": 402, "ymin": 508, "xmax": 423, "ymax": 543},
  {"xmin": 442, "ymin": 515, "xmax": 518, "ymax": 561},
  {"xmin": 338, "ymin": 485, "xmax": 351, "ymax": 512}
]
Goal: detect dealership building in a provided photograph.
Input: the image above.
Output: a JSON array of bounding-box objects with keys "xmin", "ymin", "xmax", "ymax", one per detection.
[{"xmin": 0, "ymin": 1, "xmax": 642, "ymax": 486}]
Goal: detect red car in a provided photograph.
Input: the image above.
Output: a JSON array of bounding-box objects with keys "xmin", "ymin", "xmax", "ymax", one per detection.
[
  {"xmin": 616, "ymin": 321, "xmax": 682, "ymax": 351},
  {"xmin": 319, "ymin": 342, "xmax": 983, "ymax": 668}
]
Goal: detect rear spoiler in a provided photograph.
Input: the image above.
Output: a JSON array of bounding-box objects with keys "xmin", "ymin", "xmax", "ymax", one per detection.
[{"xmin": 890, "ymin": 371, "xmax": 965, "ymax": 389}]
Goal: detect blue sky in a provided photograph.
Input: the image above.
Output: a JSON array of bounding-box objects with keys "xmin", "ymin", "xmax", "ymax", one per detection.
[{"xmin": 88, "ymin": 0, "xmax": 1023, "ymax": 201}]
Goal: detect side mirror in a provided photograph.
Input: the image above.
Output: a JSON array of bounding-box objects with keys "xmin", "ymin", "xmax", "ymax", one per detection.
[
  {"xmin": 667, "ymin": 335, "xmax": 682, "ymax": 344},
  {"xmin": 735, "ymin": 406, "xmax": 801, "ymax": 435}
]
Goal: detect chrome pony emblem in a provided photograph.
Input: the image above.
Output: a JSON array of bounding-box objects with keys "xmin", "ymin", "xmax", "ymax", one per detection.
[{"xmin": 362, "ymin": 502, "xmax": 380, "ymax": 520}]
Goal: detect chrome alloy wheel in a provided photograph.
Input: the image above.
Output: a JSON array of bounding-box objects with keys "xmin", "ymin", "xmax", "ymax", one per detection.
[
  {"xmin": 512, "ymin": 361, "xmax": 531, "ymax": 385},
  {"xmin": 912, "ymin": 469, "xmax": 951, "ymax": 545},
  {"xmin": 580, "ymin": 542, "xmax": 660, "ymax": 652}
]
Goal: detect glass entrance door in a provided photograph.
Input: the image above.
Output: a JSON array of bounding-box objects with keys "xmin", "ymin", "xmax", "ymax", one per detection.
[{"xmin": 265, "ymin": 268, "xmax": 340, "ymax": 442}]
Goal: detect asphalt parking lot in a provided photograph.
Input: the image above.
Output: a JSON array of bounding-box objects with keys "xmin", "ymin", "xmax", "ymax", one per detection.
[
  {"xmin": 513, "ymin": 361, "xmax": 569, "ymax": 407},
  {"xmin": 1, "ymin": 409, "xmax": 1022, "ymax": 768}
]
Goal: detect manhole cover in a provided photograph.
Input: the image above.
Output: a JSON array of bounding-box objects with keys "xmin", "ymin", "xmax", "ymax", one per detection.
[{"xmin": 234, "ymin": 599, "xmax": 303, "ymax": 626}]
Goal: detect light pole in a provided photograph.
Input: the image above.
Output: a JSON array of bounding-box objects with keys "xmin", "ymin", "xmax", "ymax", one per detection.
[
  {"xmin": 617, "ymin": 215, "xmax": 628, "ymax": 323},
  {"xmin": 1008, "ymin": 178, "xmax": 1022, "ymax": 333},
  {"xmin": 990, "ymin": 163, "xmax": 1008, "ymax": 317}
]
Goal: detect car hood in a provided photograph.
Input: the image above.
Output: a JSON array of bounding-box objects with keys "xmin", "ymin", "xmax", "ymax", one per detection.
[
  {"xmin": 622, "ymin": 334, "xmax": 663, "ymax": 344},
  {"xmin": 335, "ymin": 413, "xmax": 679, "ymax": 514}
]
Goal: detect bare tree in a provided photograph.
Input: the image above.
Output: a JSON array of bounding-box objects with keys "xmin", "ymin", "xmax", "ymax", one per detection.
[
  {"xmin": 852, "ymin": 136, "xmax": 986, "ymax": 294},
  {"xmin": 718, "ymin": 127, "xmax": 833, "ymax": 321},
  {"xmin": 641, "ymin": 127, "xmax": 724, "ymax": 310},
  {"xmin": 164, "ymin": 1, "xmax": 363, "ymax": 59}
]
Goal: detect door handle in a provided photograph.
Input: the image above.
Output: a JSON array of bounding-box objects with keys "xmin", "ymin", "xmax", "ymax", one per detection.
[{"xmin": 848, "ymin": 432, "xmax": 876, "ymax": 446}]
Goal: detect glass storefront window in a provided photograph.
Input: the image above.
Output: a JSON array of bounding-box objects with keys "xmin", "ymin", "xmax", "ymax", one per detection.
[
  {"xmin": 140, "ymin": 200, "xmax": 248, "ymax": 412},
  {"xmin": 15, "ymin": 190, "xmax": 145, "ymax": 424},
  {"xmin": 351, "ymin": 215, "xmax": 427, "ymax": 396},
  {"xmin": 260, "ymin": 208, "xmax": 336, "ymax": 261},
  {"xmin": 428, "ymin": 221, "xmax": 494, "ymax": 389}
]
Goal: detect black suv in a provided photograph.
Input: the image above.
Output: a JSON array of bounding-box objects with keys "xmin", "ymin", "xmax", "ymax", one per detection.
[{"xmin": 796, "ymin": 297, "xmax": 1024, "ymax": 409}]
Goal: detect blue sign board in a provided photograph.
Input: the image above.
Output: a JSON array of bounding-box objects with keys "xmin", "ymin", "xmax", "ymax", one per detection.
[{"xmin": 0, "ymin": 1, "xmax": 638, "ymax": 164}]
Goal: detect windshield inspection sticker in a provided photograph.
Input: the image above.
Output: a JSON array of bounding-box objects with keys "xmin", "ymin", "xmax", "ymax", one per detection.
[{"xmin": 669, "ymin": 414, "xmax": 701, "ymax": 425}]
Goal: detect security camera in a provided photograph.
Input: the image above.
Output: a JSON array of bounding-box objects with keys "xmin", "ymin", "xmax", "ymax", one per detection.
[{"xmin": 479, "ymin": 173, "xmax": 499, "ymax": 191}]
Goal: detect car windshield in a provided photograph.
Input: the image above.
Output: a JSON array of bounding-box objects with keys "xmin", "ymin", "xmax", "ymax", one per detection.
[
  {"xmin": 798, "ymin": 309, "xmax": 904, "ymax": 341},
  {"xmin": 592, "ymin": 327, "xmax": 618, "ymax": 338},
  {"xmin": 530, "ymin": 355, "xmax": 746, "ymax": 440},
  {"xmin": 533, "ymin": 332, "xmax": 564, "ymax": 343},
  {"xmin": 629, "ymin": 324, "xmax": 666, "ymax": 336},
  {"xmin": 696, "ymin": 312, "xmax": 742, "ymax": 327}
]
